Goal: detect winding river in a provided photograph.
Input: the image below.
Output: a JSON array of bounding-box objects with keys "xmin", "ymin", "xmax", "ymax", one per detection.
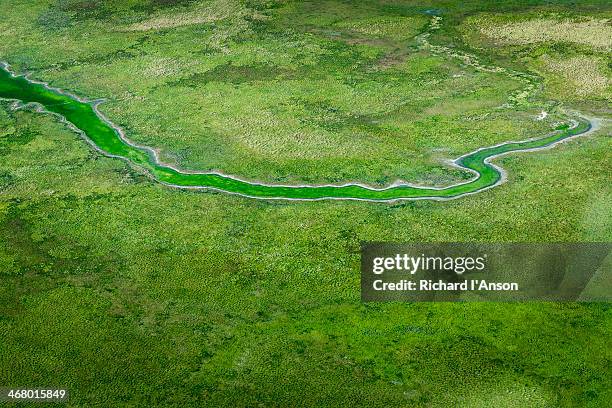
[{"xmin": 0, "ymin": 63, "xmax": 593, "ymax": 202}]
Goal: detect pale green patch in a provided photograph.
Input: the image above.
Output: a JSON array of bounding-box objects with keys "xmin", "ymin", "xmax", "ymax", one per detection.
[
  {"xmin": 478, "ymin": 16, "xmax": 612, "ymax": 50},
  {"xmin": 334, "ymin": 15, "xmax": 428, "ymax": 41}
]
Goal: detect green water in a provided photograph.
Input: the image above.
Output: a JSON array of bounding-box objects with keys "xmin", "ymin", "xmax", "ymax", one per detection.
[{"xmin": 0, "ymin": 66, "xmax": 591, "ymax": 201}]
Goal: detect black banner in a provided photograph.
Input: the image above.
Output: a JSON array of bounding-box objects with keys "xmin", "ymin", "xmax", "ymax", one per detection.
[{"xmin": 361, "ymin": 243, "xmax": 611, "ymax": 302}]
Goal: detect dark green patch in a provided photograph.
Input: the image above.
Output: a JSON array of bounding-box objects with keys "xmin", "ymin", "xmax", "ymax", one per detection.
[
  {"xmin": 291, "ymin": 98, "xmax": 382, "ymax": 133},
  {"xmin": 56, "ymin": 0, "xmax": 111, "ymax": 21},
  {"xmin": 0, "ymin": 171, "xmax": 14, "ymax": 191},
  {"xmin": 168, "ymin": 62, "xmax": 297, "ymax": 87},
  {"xmin": 37, "ymin": 8, "xmax": 73, "ymax": 30},
  {"xmin": 0, "ymin": 124, "xmax": 39, "ymax": 156},
  {"xmin": 133, "ymin": 0, "xmax": 196, "ymax": 13}
]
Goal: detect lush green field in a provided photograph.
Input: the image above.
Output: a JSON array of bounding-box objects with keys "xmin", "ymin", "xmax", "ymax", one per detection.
[
  {"xmin": 0, "ymin": 66, "xmax": 594, "ymax": 200},
  {"xmin": 0, "ymin": 0, "xmax": 610, "ymax": 406}
]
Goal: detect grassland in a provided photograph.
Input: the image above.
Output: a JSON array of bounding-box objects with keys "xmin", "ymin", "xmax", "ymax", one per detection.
[
  {"xmin": 0, "ymin": 0, "xmax": 553, "ymax": 187},
  {"xmin": 478, "ymin": 17, "xmax": 612, "ymax": 50},
  {"xmin": 460, "ymin": 8, "xmax": 612, "ymax": 108},
  {"xmin": 0, "ymin": 0, "xmax": 611, "ymax": 406},
  {"xmin": 539, "ymin": 55, "xmax": 611, "ymax": 98},
  {"xmin": 0, "ymin": 66, "xmax": 593, "ymax": 200}
]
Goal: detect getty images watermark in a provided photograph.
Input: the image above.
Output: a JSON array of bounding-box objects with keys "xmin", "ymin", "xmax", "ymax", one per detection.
[
  {"xmin": 361, "ymin": 243, "xmax": 611, "ymax": 302},
  {"xmin": 371, "ymin": 252, "xmax": 516, "ymax": 292}
]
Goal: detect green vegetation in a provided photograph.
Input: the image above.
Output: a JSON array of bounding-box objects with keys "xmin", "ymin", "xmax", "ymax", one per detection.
[
  {"xmin": 0, "ymin": 0, "xmax": 553, "ymax": 186},
  {"xmin": 0, "ymin": 0, "xmax": 610, "ymax": 406},
  {"xmin": 0, "ymin": 65, "xmax": 593, "ymax": 200},
  {"xmin": 459, "ymin": 8, "xmax": 612, "ymax": 109}
]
